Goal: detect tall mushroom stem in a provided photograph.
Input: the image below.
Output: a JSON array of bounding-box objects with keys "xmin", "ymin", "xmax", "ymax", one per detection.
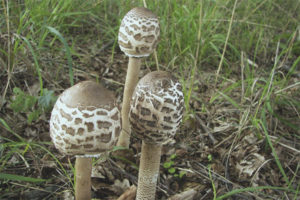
[
  {"xmin": 136, "ymin": 141, "xmax": 162, "ymax": 200},
  {"xmin": 75, "ymin": 157, "xmax": 92, "ymax": 200},
  {"xmin": 117, "ymin": 57, "xmax": 141, "ymax": 148},
  {"xmin": 117, "ymin": 7, "xmax": 160, "ymax": 148}
]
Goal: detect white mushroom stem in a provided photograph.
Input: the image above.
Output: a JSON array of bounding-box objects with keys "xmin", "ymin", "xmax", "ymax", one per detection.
[
  {"xmin": 75, "ymin": 157, "xmax": 92, "ymax": 200},
  {"xmin": 136, "ymin": 141, "xmax": 162, "ymax": 200},
  {"xmin": 117, "ymin": 57, "xmax": 141, "ymax": 148}
]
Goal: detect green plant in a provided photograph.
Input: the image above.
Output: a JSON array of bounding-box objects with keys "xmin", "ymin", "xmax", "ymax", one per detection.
[
  {"xmin": 46, "ymin": 26, "xmax": 74, "ymax": 86},
  {"xmin": 0, "ymin": 118, "xmax": 72, "ymax": 189},
  {"xmin": 0, "ymin": 173, "xmax": 47, "ymax": 183},
  {"xmin": 10, "ymin": 87, "xmax": 56, "ymax": 124},
  {"xmin": 207, "ymin": 154, "xmax": 217, "ymax": 200},
  {"xmin": 163, "ymin": 154, "xmax": 186, "ymax": 178}
]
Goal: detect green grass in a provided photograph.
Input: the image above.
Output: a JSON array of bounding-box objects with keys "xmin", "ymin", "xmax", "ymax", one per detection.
[
  {"xmin": 0, "ymin": 0, "xmax": 299, "ymax": 199},
  {"xmin": 0, "ymin": 173, "xmax": 47, "ymax": 183}
]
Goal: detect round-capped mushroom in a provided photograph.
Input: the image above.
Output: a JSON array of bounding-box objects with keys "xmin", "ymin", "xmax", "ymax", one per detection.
[
  {"xmin": 118, "ymin": 7, "xmax": 160, "ymax": 57},
  {"xmin": 49, "ymin": 81, "xmax": 121, "ymax": 200},
  {"xmin": 129, "ymin": 71, "xmax": 184, "ymax": 200},
  {"xmin": 117, "ymin": 7, "xmax": 160, "ymax": 148}
]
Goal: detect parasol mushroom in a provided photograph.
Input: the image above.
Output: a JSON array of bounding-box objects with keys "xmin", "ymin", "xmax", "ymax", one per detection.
[
  {"xmin": 49, "ymin": 81, "xmax": 121, "ymax": 200},
  {"xmin": 129, "ymin": 71, "xmax": 184, "ymax": 199}
]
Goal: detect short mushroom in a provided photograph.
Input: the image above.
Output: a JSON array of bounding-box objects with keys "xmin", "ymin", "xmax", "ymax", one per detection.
[
  {"xmin": 117, "ymin": 7, "xmax": 160, "ymax": 148},
  {"xmin": 129, "ymin": 71, "xmax": 184, "ymax": 200},
  {"xmin": 49, "ymin": 81, "xmax": 121, "ymax": 200}
]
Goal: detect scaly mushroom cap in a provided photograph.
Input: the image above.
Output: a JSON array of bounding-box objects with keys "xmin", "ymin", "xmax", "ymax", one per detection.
[
  {"xmin": 118, "ymin": 7, "xmax": 160, "ymax": 58},
  {"xmin": 129, "ymin": 71, "xmax": 184, "ymax": 144},
  {"xmin": 49, "ymin": 81, "xmax": 121, "ymax": 156}
]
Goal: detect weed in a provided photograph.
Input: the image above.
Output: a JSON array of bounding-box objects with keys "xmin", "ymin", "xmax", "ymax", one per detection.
[
  {"xmin": 0, "ymin": 173, "xmax": 47, "ymax": 183},
  {"xmin": 208, "ymin": 154, "xmax": 217, "ymax": 200},
  {"xmin": 163, "ymin": 154, "xmax": 186, "ymax": 178},
  {"xmin": 10, "ymin": 87, "xmax": 56, "ymax": 124}
]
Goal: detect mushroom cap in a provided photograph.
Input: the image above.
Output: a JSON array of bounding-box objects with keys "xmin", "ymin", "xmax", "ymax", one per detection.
[
  {"xmin": 118, "ymin": 7, "xmax": 160, "ymax": 58},
  {"xmin": 49, "ymin": 81, "xmax": 121, "ymax": 156},
  {"xmin": 129, "ymin": 71, "xmax": 184, "ymax": 144}
]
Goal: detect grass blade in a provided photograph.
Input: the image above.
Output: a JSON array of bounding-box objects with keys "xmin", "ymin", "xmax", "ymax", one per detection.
[
  {"xmin": 260, "ymin": 107, "xmax": 289, "ymax": 184},
  {"xmin": 18, "ymin": 35, "xmax": 44, "ymax": 96},
  {"xmin": 31, "ymin": 143, "xmax": 73, "ymax": 188},
  {"xmin": 216, "ymin": 186, "xmax": 295, "ymax": 200},
  {"xmin": 46, "ymin": 26, "xmax": 74, "ymax": 86},
  {"xmin": 0, "ymin": 118, "xmax": 24, "ymax": 142},
  {"xmin": 0, "ymin": 173, "xmax": 47, "ymax": 183},
  {"xmin": 217, "ymin": 90, "xmax": 241, "ymax": 109}
]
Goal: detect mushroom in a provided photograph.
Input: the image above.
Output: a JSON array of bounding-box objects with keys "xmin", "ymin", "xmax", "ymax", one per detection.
[
  {"xmin": 129, "ymin": 71, "xmax": 184, "ymax": 199},
  {"xmin": 49, "ymin": 81, "xmax": 121, "ymax": 200},
  {"xmin": 117, "ymin": 7, "xmax": 160, "ymax": 148}
]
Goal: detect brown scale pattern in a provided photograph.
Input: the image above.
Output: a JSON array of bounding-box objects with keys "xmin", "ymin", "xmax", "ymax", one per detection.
[
  {"xmin": 49, "ymin": 82, "xmax": 121, "ymax": 156},
  {"xmin": 129, "ymin": 71, "xmax": 184, "ymax": 144},
  {"xmin": 118, "ymin": 7, "xmax": 160, "ymax": 57},
  {"xmin": 50, "ymin": 102, "xmax": 119, "ymax": 155}
]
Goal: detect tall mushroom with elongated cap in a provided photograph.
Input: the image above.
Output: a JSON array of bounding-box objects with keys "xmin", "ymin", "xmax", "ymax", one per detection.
[
  {"xmin": 117, "ymin": 7, "xmax": 160, "ymax": 148},
  {"xmin": 129, "ymin": 71, "xmax": 184, "ymax": 200},
  {"xmin": 49, "ymin": 81, "xmax": 121, "ymax": 200}
]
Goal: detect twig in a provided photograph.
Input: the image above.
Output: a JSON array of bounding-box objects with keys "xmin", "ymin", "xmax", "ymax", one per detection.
[
  {"xmin": 117, "ymin": 185, "xmax": 137, "ymax": 200},
  {"xmin": 167, "ymin": 188, "xmax": 197, "ymax": 200},
  {"xmin": 195, "ymin": 114, "xmax": 217, "ymax": 144},
  {"xmin": 269, "ymin": 135, "xmax": 300, "ymax": 154}
]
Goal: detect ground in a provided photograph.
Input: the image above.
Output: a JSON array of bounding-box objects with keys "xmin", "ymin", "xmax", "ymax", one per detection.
[{"xmin": 0, "ymin": 1, "xmax": 300, "ymax": 200}]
